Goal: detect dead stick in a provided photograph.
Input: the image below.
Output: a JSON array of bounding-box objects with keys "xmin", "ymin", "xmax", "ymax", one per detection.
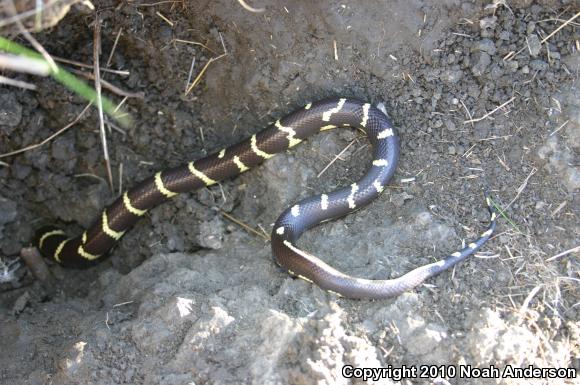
[{"xmin": 20, "ymin": 247, "xmax": 57, "ymax": 292}]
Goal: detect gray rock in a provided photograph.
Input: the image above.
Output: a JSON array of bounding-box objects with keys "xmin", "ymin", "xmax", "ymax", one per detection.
[
  {"xmin": 478, "ymin": 39, "xmax": 496, "ymax": 55},
  {"xmin": 0, "ymin": 196, "xmax": 17, "ymax": 245},
  {"xmin": 11, "ymin": 162, "xmax": 31, "ymax": 180},
  {"xmin": 499, "ymin": 30, "xmax": 511, "ymax": 41},
  {"xmin": 537, "ymin": 135, "xmax": 580, "ymax": 192},
  {"xmin": 530, "ymin": 59, "xmax": 548, "ymax": 71},
  {"xmin": 490, "ymin": 64, "xmax": 504, "ymax": 78},
  {"xmin": 164, "ymin": 223, "xmax": 186, "ymax": 252},
  {"xmin": 391, "ymin": 192, "xmax": 414, "ymax": 207},
  {"xmin": 441, "ymin": 69, "xmax": 463, "ymax": 83},
  {"xmin": 527, "ymin": 34, "xmax": 542, "ymax": 57},
  {"xmin": 51, "ymin": 136, "xmax": 76, "ymax": 161},
  {"xmin": 198, "ymin": 216, "xmax": 223, "ymax": 249},
  {"xmin": 472, "ymin": 52, "xmax": 491, "ymax": 76},
  {"xmin": 445, "ymin": 119, "xmax": 456, "ymax": 131},
  {"xmin": 0, "ymin": 93, "xmax": 22, "ymax": 133},
  {"xmin": 479, "ymin": 16, "xmax": 497, "ymax": 31},
  {"xmin": 0, "ymin": 196, "xmax": 17, "ymax": 226},
  {"xmin": 549, "ymin": 50, "xmax": 561, "ymax": 60},
  {"xmin": 506, "ymin": 60, "xmax": 519, "ymax": 72}
]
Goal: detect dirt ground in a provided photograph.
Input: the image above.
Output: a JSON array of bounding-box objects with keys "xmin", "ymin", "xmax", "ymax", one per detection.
[{"xmin": 0, "ymin": 0, "xmax": 579, "ymax": 384}]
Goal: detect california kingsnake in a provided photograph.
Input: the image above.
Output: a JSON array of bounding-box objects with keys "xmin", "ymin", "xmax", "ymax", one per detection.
[{"xmin": 36, "ymin": 98, "xmax": 497, "ymax": 299}]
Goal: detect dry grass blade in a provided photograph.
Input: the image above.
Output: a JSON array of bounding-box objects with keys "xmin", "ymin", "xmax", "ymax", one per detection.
[
  {"xmin": 106, "ymin": 28, "xmax": 123, "ymax": 68},
  {"xmin": 237, "ymin": 0, "xmax": 265, "ymax": 13},
  {"xmin": 185, "ymin": 32, "xmax": 228, "ymax": 95},
  {"xmin": 0, "ymin": 74, "xmax": 36, "ymax": 90},
  {"xmin": 5, "ymin": 0, "xmax": 58, "ymax": 71},
  {"xmin": 135, "ymin": 1, "xmax": 183, "ymax": 7},
  {"xmin": 539, "ymin": 11, "xmax": 580, "ymax": 44},
  {"xmin": 68, "ymin": 68, "xmax": 144, "ymax": 98},
  {"xmin": 0, "ymin": 52, "xmax": 50, "ymax": 75},
  {"xmin": 185, "ymin": 55, "xmax": 196, "ymax": 93},
  {"xmin": 185, "ymin": 59, "xmax": 212, "ymax": 94},
  {"xmin": 549, "ymin": 120, "xmax": 569, "ymax": 136},
  {"xmin": 317, "ymin": 139, "xmax": 356, "ymax": 178},
  {"xmin": 52, "ymin": 55, "xmax": 129, "ymax": 76},
  {"xmin": 93, "ymin": 16, "xmax": 114, "ymax": 193},
  {"xmin": 173, "ymin": 39, "xmax": 217, "ymax": 55},
  {"xmin": 220, "ymin": 210, "xmax": 270, "ymax": 241},
  {"xmin": 505, "ymin": 167, "xmax": 537, "ymax": 210},
  {"xmin": 506, "ymin": 11, "xmax": 580, "ymax": 60},
  {"xmin": 546, "ymin": 246, "xmax": 580, "ymax": 262},
  {"xmin": 463, "ymin": 97, "xmax": 515, "ymax": 124},
  {"xmin": 0, "ymin": 103, "xmax": 91, "ymax": 159},
  {"xmin": 519, "ymin": 285, "xmax": 543, "ymax": 315},
  {"xmin": 459, "ymin": 99, "xmax": 474, "ymax": 127}
]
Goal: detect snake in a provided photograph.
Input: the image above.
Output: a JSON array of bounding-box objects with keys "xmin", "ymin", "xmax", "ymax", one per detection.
[{"xmin": 35, "ymin": 98, "xmax": 497, "ymax": 299}]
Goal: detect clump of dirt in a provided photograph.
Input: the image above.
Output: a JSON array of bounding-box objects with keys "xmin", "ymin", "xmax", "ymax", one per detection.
[{"xmin": 0, "ymin": 0, "xmax": 578, "ymax": 384}]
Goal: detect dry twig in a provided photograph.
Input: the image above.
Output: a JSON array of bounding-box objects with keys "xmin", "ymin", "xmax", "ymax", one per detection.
[
  {"xmin": 505, "ymin": 168, "xmax": 537, "ymax": 210},
  {"xmin": 317, "ymin": 139, "xmax": 357, "ymax": 178},
  {"xmin": 0, "ymin": 103, "xmax": 91, "ymax": 159},
  {"xmin": 463, "ymin": 97, "xmax": 515, "ymax": 124}
]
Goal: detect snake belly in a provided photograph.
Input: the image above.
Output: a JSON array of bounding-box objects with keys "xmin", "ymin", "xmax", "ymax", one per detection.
[{"xmin": 36, "ymin": 98, "xmax": 497, "ymax": 299}]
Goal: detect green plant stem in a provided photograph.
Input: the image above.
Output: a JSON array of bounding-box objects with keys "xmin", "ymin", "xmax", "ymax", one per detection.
[{"xmin": 0, "ymin": 36, "xmax": 131, "ymax": 128}]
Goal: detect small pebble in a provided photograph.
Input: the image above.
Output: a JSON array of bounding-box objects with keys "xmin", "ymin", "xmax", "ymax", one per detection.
[
  {"xmin": 479, "ymin": 16, "xmax": 497, "ymax": 31},
  {"xmin": 527, "ymin": 34, "xmax": 542, "ymax": 57},
  {"xmin": 499, "ymin": 31, "xmax": 511, "ymax": 41},
  {"xmin": 445, "ymin": 120, "xmax": 456, "ymax": 131},
  {"xmin": 198, "ymin": 217, "xmax": 223, "ymax": 250},
  {"xmin": 478, "ymin": 39, "xmax": 496, "ymax": 55},
  {"xmin": 391, "ymin": 192, "xmax": 413, "ymax": 208},
  {"xmin": 441, "ymin": 69, "xmax": 463, "ymax": 83},
  {"xmin": 530, "ymin": 59, "xmax": 548, "ymax": 71},
  {"xmin": 0, "ymin": 93, "xmax": 23, "ymax": 133},
  {"xmin": 506, "ymin": 60, "xmax": 519, "ymax": 72},
  {"xmin": 472, "ymin": 52, "xmax": 491, "ymax": 76},
  {"xmin": 0, "ymin": 196, "xmax": 18, "ymax": 226}
]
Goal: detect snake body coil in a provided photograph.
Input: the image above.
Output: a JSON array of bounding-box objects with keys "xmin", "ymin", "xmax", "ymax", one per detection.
[{"xmin": 36, "ymin": 98, "xmax": 496, "ymax": 299}]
